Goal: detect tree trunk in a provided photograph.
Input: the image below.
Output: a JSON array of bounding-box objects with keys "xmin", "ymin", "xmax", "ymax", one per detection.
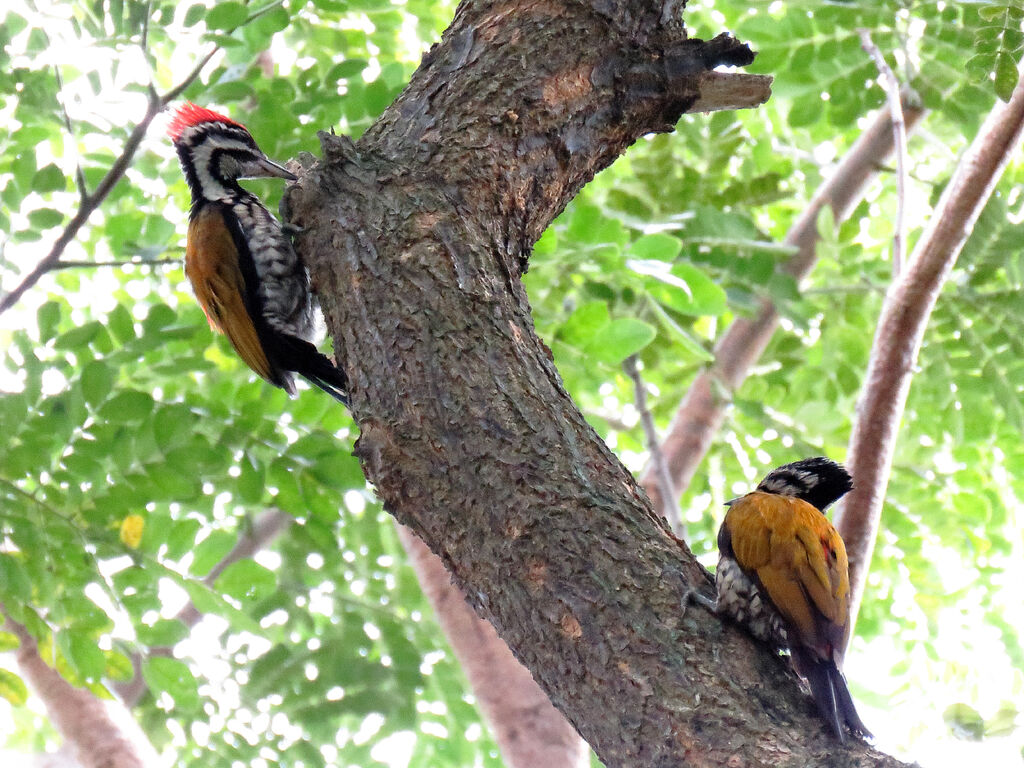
[
  {"xmin": 285, "ymin": 2, "xmax": 909, "ymax": 765},
  {"xmin": 398, "ymin": 526, "xmax": 589, "ymax": 767}
]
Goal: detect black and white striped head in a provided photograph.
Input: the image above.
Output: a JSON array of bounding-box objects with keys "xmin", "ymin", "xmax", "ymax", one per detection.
[
  {"xmin": 754, "ymin": 457, "xmax": 853, "ymax": 511},
  {"xmin": 167, "ymin": 102, "xmax": 296, "ymax": 203}
]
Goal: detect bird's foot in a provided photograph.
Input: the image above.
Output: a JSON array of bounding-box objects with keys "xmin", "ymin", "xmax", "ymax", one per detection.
[{"xmin": 680, "ymin": 587, "xmax": 718, "ymax": 619}]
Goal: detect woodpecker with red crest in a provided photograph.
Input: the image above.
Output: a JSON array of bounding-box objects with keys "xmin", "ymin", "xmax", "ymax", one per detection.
[
  {"xmin": 710, "ymin": 457, "xmax": 871, "ymax": 743},
  {"xmin": 167, "ymin": 102, "xmax": 347, "ymax": 403}
]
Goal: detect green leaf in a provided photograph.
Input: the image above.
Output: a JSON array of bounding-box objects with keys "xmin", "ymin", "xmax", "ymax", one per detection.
[
  {"xmin": 364, "ymin": 79, "xmax": 394, "ymax": 117},
  {"xmin": 632, "ymin": 260, "xmax": 726, "ymax": 317},
  {"xmin": 559, "ymin": 301, "xmax": 610, "ymax": 347},
  {"xmin": 629, "ymin": 233, "xmax": 682, "ymax": 262},
  {"xmin": 236, "ymin": 456, "xmax": 265, "ymax": 504},
  {"xmin": 215, "ymin": 559, "xmax": 277, "ymax": 604},
  {"xmin": 107, "ymin": 304, "xmax": 136, "ymax": 344},
  {"xmin": 978, "ymin": 5, "xmax": 1005, "ymax": 22},
  {"xmin": 183, "ymin": 3, "xmax": 205, "ymax": 26},
  {"xmin": 36, "ymin": 301, "xmax": 61, "ymax": 342},
  {"xmin": 0, "ymin": 632, "xmax": 20, "ymax": 652},
  {"xmin": 310, "ymin": 451, "xmax": 365, "ymax": 490},
  {"xmin": 585, "ymin": 318, "xmax": 656, "ymax": 364},
  {"xmin": 994, "ymin": 51, "xmax": 1019, "ymax": 101},
  {"xmin": 164, "ymin": 518, "xmax": 202, "ymax": 561},
  {"xmin": 27, "ymin": 208, "xmax": 65, "ymax": 229},
  {"xmin": 252, "ymin": 5, "xmax": 289, "ymax": 34},
  {"xmin": 67, "ymin": 632, "xmax": 107, "ymax": 680},
  {"xmin": 788, "ymin": 97, "xmax": 822, "ymax": 128},
  {"xmin": 103, "ymin": 650, "xmax": 134, "ymax": 682},
  {"xmin": 0, "ymin": 554, "xmax": 32, "ymax": 602},
  {"xmin": 179, "ymin": 578, "xmax": 261, "ymax": 634},
  {"xmin": 205, "ymin": 2, "xmax": 248, "ymax": 30},
  {"xmin": 137, "ymin": 619, "xmax": 189, "ymax": 647},
  {"xmin": 327, "ymin": 59, "xmax": 368, "ymax": 80},
  {"xmin": 0, "ymin": 668, "xmax": 28, "ymax": 706},
  {"xmin": 98, "ymin": 390, "xmax": 154, "ymax": 423},
  {"xmin": 80, "ymin": 361, "xmax": 114, "ymax": 406},
  {"xmin": 32, "ymin": 164, "xmax": 66, "ymax": 193},
  {"xmin": 207, "ymin": 80, "xmax": 256, "ymax": 103},
  {"xmin": 190, "ymin": 530, "xmax": 237, "ymax": 578},
  {"xmin": 944, "ymin": 702, "xmax": 985, "ymax": 740},
  {"xmin": 141, "ymin": 656, "xmax": 199, "ymax": 709},
  {"xmin": 152, "ymin": 404, "xmax": 195, "ymax": 451},
  {"xmin": 984, "ymin": 703, "xmax": 1018, "ymax": 737},
  {"xmin": 647, "ymin": 301, "xmax": 713, "ymax": 362},
  {"xmin": 54, "ymin": 321, "xmax": 103, "ymax": 350},
  {"xmin": 671, "ymin": 263, "xmax": 727, "ymax": 316}
]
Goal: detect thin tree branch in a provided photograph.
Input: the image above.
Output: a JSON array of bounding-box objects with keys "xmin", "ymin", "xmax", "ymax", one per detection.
[
  {"xmin": 623, "ymin": 355, "xmax": 680, "ymax": 533},
  {"xmin": 836, "ymin": 67, "xmax": 1024, "ymax": 637},
  {"xmin": 0, "ymin": 47, "xmax": 217, "ymax": 317},
  {"xmin": 639, "ymin": 93, "xmax": 927, "ymax": 516},
  {"xmin": 52, "ymin": 63, "xmax": 89, "ymax": 202},
  {"xmin": 244, "ymin": 0, "xmax": 286, "ymax": 25},
  {"xmin": 140, "ymin": 0, "xmax": 153, "ymax": 55},
  {"xmin": 584, "ymin": 409, "xmax": 635, "ymax": 433},
  {"xmin": 48, "ymin": 257, "xmax": 182, "ymax": 271},
  {"xmin": 859, "ymin": 29, "xmax": 908, "ymax": 275}
]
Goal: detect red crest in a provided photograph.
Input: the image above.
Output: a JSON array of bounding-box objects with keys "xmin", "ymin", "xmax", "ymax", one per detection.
[{"xmin": 167, "ymin": 102, "xmax": 244, "ymax": 141}]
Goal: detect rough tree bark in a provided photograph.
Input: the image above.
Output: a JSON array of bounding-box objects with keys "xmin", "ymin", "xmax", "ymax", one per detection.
[
  {"xmin": 406, "ymin": 60, "xmax": 931, "ymax": 768},
  {"xmin": 285, "ymin": 2, "xmax": 910, "ymax": 765},
  {"xmin": 640, "ymin": 93, "xmax": 926, "ymax": 515},
  {"xmin": 836, "ymin": 69, "xmax": 1024, "ymax": 629}
]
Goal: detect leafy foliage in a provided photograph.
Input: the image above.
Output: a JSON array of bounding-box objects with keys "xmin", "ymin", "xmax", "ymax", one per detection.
[{"xmin": 2, "ymin": 0, "xmax": 1024, "ymax": 765}]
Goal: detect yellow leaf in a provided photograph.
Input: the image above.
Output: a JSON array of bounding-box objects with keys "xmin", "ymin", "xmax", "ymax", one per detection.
[{"xmin": 119, "ymin": 514, "xmax": 144, "ymax": 549}]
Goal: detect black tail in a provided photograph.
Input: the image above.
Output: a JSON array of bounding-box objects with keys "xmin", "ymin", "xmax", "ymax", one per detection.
[
  {"xmin": 274, "ymin": 334, "xmax": 349, "ymax": 405},
  {"xmin": 794, "ymin": 649, "xmax": 871, "ymax": 743}
]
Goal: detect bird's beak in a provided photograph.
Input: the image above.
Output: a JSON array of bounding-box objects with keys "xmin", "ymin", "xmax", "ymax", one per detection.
[
  {"xmin": 252, "ymin": 156, "xmax": 298, "ymax": 181},
  {"xmin": 724, "ymin": 497, "xmax": 738, "ymax": 507}
]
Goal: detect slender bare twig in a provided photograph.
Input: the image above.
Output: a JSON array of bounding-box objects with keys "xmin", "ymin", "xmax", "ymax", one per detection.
[
  {"xmin": 623, "ymin": 355, "xmax": 680, "ymax": 534},
  {"xmin": 245, "ymin": 0, "xmax": 287, "ymax": 25},
  {"xmin": 140, "ymin": 0, "xmax": 153, "ymax": 54},
  {"xmin": 49, "ymin": 257, "xmax": 182, "ymax": 271},
  {"xmin": 0, "ymin": 47, "xmax": 217, "ymax": 316},
  {"xmin": 52, "ymin": 64, "xmax": 89, "ymax": 202},
  {"xmin": 583, "ymin": 410, "xmax": 634, "ymax": 433},
  {"xmin": 859, "ymin": 29, "xmax": 908, "ymax": 275}
]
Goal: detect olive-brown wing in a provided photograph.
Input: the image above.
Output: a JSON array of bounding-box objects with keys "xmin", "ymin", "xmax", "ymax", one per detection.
[
  {"xmin": 725, "ymin": 492, "xmax": 850, "ymax": 655},
  {"xmin": 186, "ymin": 207, "xmax": 273, "ymax": 383}
]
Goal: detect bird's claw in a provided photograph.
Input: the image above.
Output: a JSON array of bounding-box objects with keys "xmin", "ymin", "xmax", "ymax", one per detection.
[{"xmin": 680, "ymin": 587, "xmax": 717, "ymax": 619}]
